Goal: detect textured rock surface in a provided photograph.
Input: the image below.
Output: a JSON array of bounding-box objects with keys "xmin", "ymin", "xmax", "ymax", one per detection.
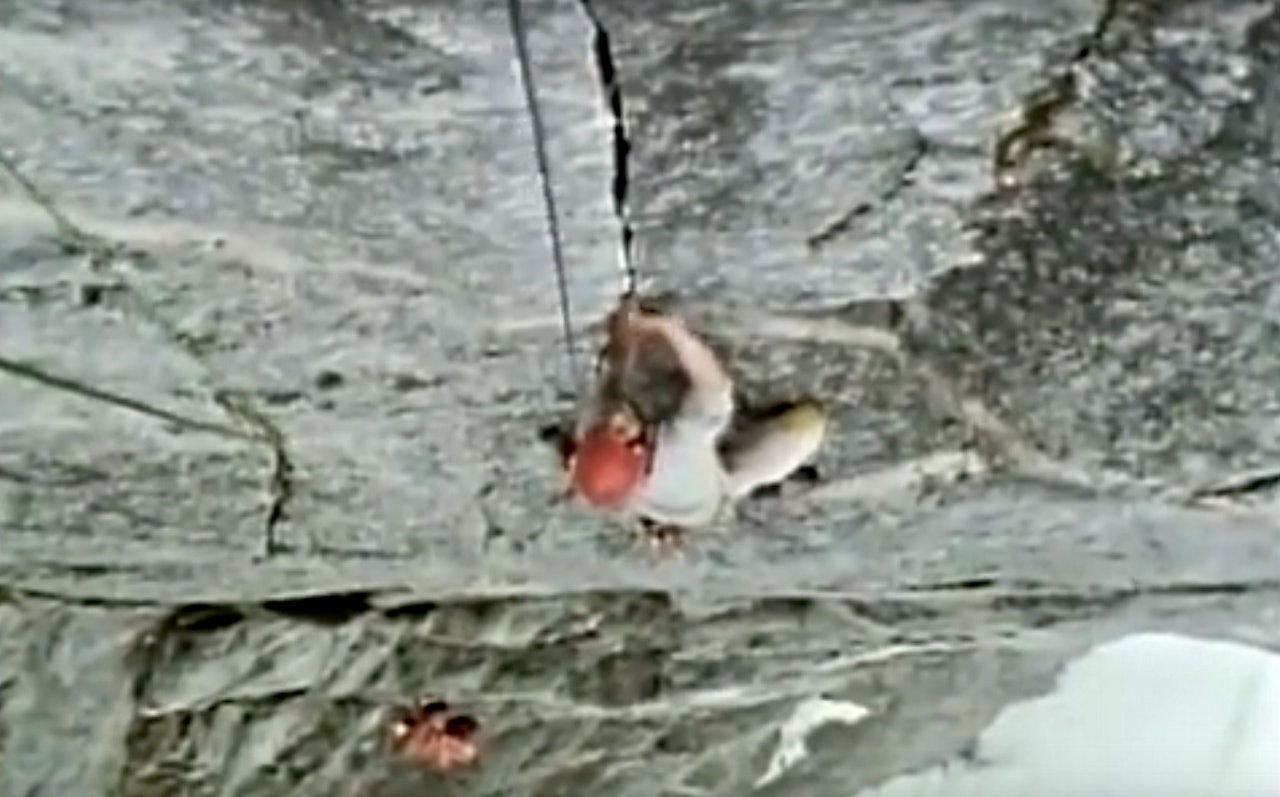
[{"xmin": 1, "ymin": 0, "xmax": 1278, "ymax": 794}]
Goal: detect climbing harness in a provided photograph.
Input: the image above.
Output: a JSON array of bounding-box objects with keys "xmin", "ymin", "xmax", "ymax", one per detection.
[{"xmin": 503, "ymin": 0, "xmax": 640, "ymax": 385}]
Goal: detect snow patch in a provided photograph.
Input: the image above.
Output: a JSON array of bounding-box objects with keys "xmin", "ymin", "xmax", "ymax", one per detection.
[{"xmin": 857, "ymin": 632, "xmax": 1280, "ymax": 797}]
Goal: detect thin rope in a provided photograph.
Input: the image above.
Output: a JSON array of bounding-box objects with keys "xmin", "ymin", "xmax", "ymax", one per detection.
[
  {"xmin": 575, "ymin": 0, "xmax": 639, "ymax": 297},
  {"xmin": 505, "ymin": 0, "xmax": 581, "ymax": 381}
]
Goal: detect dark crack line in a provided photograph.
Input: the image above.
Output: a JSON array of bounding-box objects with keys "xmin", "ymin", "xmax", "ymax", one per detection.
[
  {"xmin": 0, "ymin": 354, "xmax": 256, "ymax": 442},
  {"xmin": 14, "ymin": 575, "xmax": 1279, "ymax": 617},
  {"xmin": 900, "ymin": 576, "xmax": 1002, "ymax": 592},
  {"xmin": 0, "ymin": 464, "xmax": 106, "ymax": 489},
  {"xmin": 806, "ymin": 579, "xmax": 1280, "ymax": 606},
  {"xmin": 0, "ymin": 465, "xmax": 39, "ymax": 485},
  {"xmin": 5, "ymin": 587, "xmax": 163, "ymax": 609},
  {"xmin": 265, "ymin": 541, "xmax": 414, "ymax": 562},
  {"xmin": 574, "ymin": 0, "xmax": 638, "ymax": 294},
  {"xmin": 898, "ymin": 576, "xmax": 1280, "ymax": 599},
  {"xmin": 1184, "ymin": 467, "xmax": 1280, "ymax": 502},
  {"xmin": 806, "ymin": 128, "xmax": 930, "ymax": 253},
  {"xmin": 215, "ymin": 391, "xmax": 295, "ymax": 559},
  {"xmin": 476, "ymin": 479, "xmax": 522, "ymax": 553},
  {"xmin": 0, "ymin": 147, "xmax": 100, "ymax": 250}
]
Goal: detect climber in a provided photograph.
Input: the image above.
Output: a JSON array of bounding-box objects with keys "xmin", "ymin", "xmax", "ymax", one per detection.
[{"xmin": 547, "ymin": 294, "xmax": 827, "ymax": 543}]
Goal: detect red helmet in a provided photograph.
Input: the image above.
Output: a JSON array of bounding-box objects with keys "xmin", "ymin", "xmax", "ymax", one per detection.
[{"xmin": 569, "ymin": 419, "xmax": 648, "ymax": 507}]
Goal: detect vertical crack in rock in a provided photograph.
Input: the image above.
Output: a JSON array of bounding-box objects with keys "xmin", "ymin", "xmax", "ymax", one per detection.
[
  {"xmin": 0, "ymin": 149, "xmax": 295, "ymax": 558},
  {"xmin": 575, "ymin": 0, "xmax": 638, "ymax": 294},
  {"xmin": 561, "ymin": 0, "xmax": 1035, "ymax": 500},
  {"xmin": 211, "ymin": 390, "xmax": 296, "ymax": 558}
]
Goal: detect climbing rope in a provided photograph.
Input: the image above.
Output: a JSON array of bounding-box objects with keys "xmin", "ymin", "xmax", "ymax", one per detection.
[
  {"xmin": 504, "ymin": 0, "xmax": 580, "ymax": 383},
  {"xmin": 503, "ymin": 0, "xmax": 639, "ymax": 384}
]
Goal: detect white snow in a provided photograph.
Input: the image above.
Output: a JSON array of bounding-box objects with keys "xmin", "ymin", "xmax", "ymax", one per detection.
[{"xmin": 856, "ymin": 632, "xmax": 1280, "ymax": 797}]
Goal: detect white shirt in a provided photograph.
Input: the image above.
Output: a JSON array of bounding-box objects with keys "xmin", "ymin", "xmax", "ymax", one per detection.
[{"xmin": 629, "ymin": 384, "xmax": 734, "ymax": 527}]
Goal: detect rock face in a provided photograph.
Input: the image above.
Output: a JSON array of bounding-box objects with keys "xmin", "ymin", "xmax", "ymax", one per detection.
[{"xmin": 1, "ymin": 0, "xmax": 1279, "ymax": 794}]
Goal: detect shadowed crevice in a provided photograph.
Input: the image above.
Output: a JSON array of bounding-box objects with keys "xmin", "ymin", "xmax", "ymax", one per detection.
[{"xmin": 575, "ymin": 0, "xmax": 639, "ymax": 293}]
